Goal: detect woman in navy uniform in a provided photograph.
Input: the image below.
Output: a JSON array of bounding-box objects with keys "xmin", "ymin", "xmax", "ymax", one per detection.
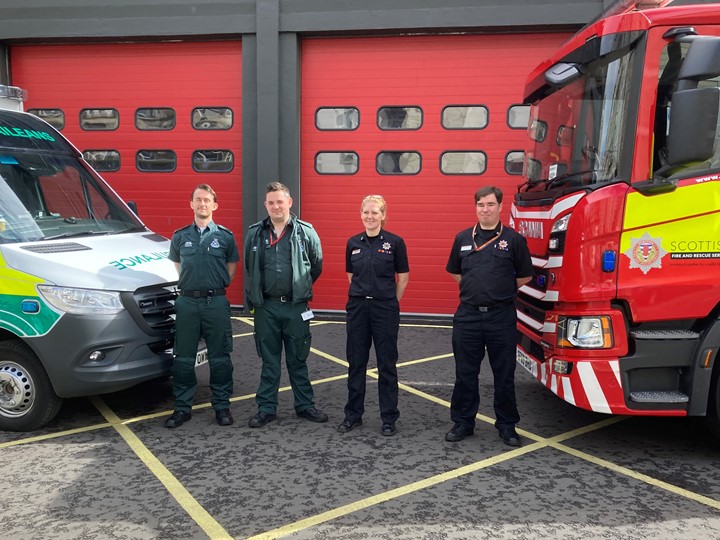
[{"xmin": 337, "ymin": 195, "xmax": 409, "ymax": 436}]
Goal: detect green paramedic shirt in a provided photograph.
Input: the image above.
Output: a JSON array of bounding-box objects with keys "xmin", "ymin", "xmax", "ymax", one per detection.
[
  {"xmin": 169, "ymin": 221, "xmax": 240, "ymax": 290},
  {"xmin": 262, "ymin": 221, "xmax": 293, "ymax": 298}
]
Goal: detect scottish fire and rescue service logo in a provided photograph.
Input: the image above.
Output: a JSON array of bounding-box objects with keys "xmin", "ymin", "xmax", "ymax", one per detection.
[{"xmin": 624, "ymin": 232, "xmax": 667, "ymax": 274}]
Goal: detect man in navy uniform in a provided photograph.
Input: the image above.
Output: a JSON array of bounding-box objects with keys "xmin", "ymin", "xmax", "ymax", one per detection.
[
  {"xmin": 165, "ymin": 183, "xmax": 240, "ymax": 428},
  {"xmin": 445, "ymin": 186, "xmax": 532, "ymax": 446}
]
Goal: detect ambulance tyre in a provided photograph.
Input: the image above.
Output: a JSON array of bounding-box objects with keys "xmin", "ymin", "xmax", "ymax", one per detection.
[
  {"xmin": 707, "ymin": 362, "xmax": 720, "ymax": 442},
  {"xmin": 0, "ymin": 340, "xmax": 63, "ymax": 432}
]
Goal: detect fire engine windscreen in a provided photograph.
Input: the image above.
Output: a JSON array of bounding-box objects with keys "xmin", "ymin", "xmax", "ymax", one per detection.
[{"xmin": 523, "ymin": 39, "xmax": 638, "ymax": 190}]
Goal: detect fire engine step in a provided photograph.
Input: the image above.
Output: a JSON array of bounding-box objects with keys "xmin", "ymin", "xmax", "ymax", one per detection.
[
  {"xmin": 631, "ymin": 330, "xmax": 700, "ymax": 340},
  {"xmin": 629, "ymin": 391, "xmax": 690, "ymax": 403}
]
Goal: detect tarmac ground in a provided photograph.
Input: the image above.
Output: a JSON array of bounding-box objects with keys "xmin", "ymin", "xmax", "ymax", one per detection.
[{"xmin": 1, "ymin": 313, "xmax": 720, "ymax": 539}]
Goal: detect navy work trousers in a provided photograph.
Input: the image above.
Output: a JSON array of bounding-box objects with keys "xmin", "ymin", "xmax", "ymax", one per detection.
[
  {"xmin": 450, "ymin": 302, "xmax": 519, "ymax": 431},
  {"xmin": 344, "ymin": 296, "xmax": 400, "ymax": 424}
]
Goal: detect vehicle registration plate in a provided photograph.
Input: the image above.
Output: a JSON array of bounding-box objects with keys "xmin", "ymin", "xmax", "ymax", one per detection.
[
  {"xmin": 516, "ymin": 346, "xmax": 538, "ymax": 377},
  {"xmin": 195, "ymin": 348, "xmax": 208, "ymax": 367}
]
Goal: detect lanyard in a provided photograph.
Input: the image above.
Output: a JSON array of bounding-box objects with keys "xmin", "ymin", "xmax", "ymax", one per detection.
[
  {"xmin": 268, "ymin": 225, "xmax": 288, "ymax": 247},
  {"xmin": 472, "ymin": 223, "xmax": 502, "ymax": 252}
]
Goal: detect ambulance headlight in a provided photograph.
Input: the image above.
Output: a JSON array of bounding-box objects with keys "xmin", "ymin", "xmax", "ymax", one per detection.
[
  {"xmin": 38, "ymin": 285, "xmax": 124, "ymax": 315},
  {"xmin": 557, "ymin": 315, "xmax": 613, "ymax": 349}
]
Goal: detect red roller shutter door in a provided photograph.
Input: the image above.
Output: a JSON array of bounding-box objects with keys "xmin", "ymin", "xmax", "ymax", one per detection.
[
  {"xmin": 301, "ymin": 34, "xmax": 569, "ymax": 314},
  {"xmin": 11, "ymin": 41, "xmax": 244, "ymax": 304}
]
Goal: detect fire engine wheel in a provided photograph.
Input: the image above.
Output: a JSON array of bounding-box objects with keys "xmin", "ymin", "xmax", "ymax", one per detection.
[
  {"xmin": 707, "ymin": 361, "xmax": 720, "ymax": 442},
  {"xmin": 0, "ymin": 340, "xmax": 63, "ymax": 432}
]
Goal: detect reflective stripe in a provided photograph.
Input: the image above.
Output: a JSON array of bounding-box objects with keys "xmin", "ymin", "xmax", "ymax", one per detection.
[{"xmin": 577, "ymin": 362, "xmax": 611, "ymax": 414}]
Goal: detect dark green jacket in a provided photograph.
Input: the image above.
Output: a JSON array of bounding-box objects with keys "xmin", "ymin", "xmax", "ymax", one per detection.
[{"xmin": 244, "ymin": 214, "xmax": 322, "ymax": 308}]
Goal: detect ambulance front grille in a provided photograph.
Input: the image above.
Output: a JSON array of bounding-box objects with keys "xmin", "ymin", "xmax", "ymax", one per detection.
[{"xmin": 132, "ymin": 284, "xmax": 177, "ymax": 333}]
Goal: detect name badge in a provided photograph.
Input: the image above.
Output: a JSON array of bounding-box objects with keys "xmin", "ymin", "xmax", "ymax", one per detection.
[
  {"xmin": 460, "ymin": 245, "xmax": 472, "ymax": 251},
  {"xmin": 301, "ymin": 310, "xmax": 314, "ymax": 321},
  {"xmin": 351, "ymin": 248, "xmax": 361, "ymax": 255}
]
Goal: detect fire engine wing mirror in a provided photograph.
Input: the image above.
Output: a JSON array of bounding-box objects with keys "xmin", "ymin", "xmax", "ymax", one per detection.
[
  {"xmin": 677, "ymin": 37, "xmax": 720, "ymax": 84},
  {"xmin": 666, "ymin": 87, "xmax": 719, "ymax": 166},
  {"xmin": 545, "ymin": 63, "xmax": 581, "ymax": 87}
]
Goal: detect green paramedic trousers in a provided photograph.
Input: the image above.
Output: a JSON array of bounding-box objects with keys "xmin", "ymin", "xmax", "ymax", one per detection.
[
  {"xmin": 253, "ymin": 299, "xmax": 314, "ymax": 413},
  {"xmin": 172, "ymin": 295, "xmax": 234, "ymax": 412}
]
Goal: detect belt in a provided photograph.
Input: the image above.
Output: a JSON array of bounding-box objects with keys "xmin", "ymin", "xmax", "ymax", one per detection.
[
  {"xmin": 180, "ymin": 288, "xmax": 226, "ymax": 298},
  {"xmin": 462, "ymin": 300, "xmax": 513, "ymax": 312},
  {"xmin": 264, "ymin": 294, "xmax": 291, "ymax": 303}
]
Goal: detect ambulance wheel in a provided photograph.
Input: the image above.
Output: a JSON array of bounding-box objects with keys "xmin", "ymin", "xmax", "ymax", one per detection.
[
  {"xmin": 0, "ymin": 340, "xmax": 63, "ymax": 432},
  {"xmin": 707, "ymin": 361, "xmax": 720, "ymax": 442}
]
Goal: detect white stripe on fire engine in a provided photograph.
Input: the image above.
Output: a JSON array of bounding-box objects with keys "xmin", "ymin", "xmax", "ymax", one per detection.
[
  {"xmin": 529, "ymin": 256, "xmax": 563, "ymax": 269},
  {"xmin": 546, "ymin": 256, "xmax": 563, "ymax": 268},
  {"xmin": 576, "ymin": 362, "xmax": 612, "ymax": 414},
  {"xmin": 543, "ymin": 290, "xmax": 559, "ymax": 301},
  {"xmin": 540, "ymin": 362, "xmax": 548, "ymax": 385},
  {"xmin": 510, "ymin": 193, "xmax": 584, "ymax": 220},
  {"xmin": 609, "ymin": 360, "xmax": 621, "ymax": 386},
  {"xmin": 551, "ymin": 373, "xmax": 558, "ymax": 394},
  {"xmin": 541, "ymin": 321, "xmax": 556, "ymax": 333},
  {"xmin": 520, "ymin": 285, "xmax": 544, "ymax": 299},
  {"xmin": 517, "ymin": 310, "xmax": 543, "ymax": 331},
  {"xmin": 562, "ymin": 376, "xmax": 576, "ymax": 405}
]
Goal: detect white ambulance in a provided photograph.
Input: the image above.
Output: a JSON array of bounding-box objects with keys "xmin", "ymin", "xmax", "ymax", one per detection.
[{"xmin": 0, "ymin": 85, "xmax": 179, "ymax": 431}]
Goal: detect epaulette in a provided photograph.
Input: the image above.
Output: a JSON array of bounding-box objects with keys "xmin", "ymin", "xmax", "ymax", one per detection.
[
  {"xmin": 295, "ymin": 217, "xmax": 315, "ymax": 229},
  {"xmin": 173, "ymin": 224, "xmax": 194, "ymax": 234},
  {"xmin": 217, "ymin": 224, "xmax": 234, "ymax": 235}
]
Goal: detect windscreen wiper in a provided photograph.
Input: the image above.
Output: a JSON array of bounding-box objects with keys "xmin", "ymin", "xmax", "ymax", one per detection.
[
  {"xmin": 41, "ymin": 230, "xmax": 112, "ymax": 240},
  {"xmin": 543, "ymin": 169, "xmax": 598, "ymax": 189}
]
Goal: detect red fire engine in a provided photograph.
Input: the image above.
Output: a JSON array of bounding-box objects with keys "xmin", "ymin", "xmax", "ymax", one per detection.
[{"xmin": 512, "ymin": 0, "xmax": 720, "ymax": 437}]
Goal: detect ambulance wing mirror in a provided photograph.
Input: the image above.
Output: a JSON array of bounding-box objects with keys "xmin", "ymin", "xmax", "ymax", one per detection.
[
  {"xmin": 666, "ymin": 87, "xmax": 719, "ymax": 166},
  {"xmin": 127, "ymin": 200, "xmax": 139, "ymax": 216}
]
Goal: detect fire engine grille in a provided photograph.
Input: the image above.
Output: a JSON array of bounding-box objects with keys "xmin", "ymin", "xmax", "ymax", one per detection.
[
  {"xmin": 516, "ymin": 329, "xmax": 545, "ymax": 361},
  {"xmin": 516, "ymin": 292, "xmax": 551, "ymax": 338}
]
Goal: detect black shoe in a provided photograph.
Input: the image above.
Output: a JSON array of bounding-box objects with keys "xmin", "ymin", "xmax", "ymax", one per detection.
[
  {"xmin": 165, "ymin": 410, "xmax": 191, "ymax": 429},
  {"xmin": 248, "ymin": 411, "xmax": 277, "ymax": 428},
  {"xmin": 381, "ymin": 423, "xmax": 397, "ymax": 437},
  {"xmin": 336, "ymin": 418, "xmax": 362, "ymax": 433},
  {"xmin": 499, "ymin": 428, "xmax": 522, "ymax": 447},
  {"xmin": 215, "ymin": 408, "xmax": 234, "ymax": 426},
  {"xmin": 296, "ymin": 406, "xmax": 328, "ymax": 423},
  {"xmin": 445, "ymin": 423, "xmax": 474, "ymax": 442}
]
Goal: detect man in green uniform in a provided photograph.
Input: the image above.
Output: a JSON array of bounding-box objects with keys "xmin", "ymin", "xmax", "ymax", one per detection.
[
  {"xmin": 165, "ymin": 184, "xmax": 240, "ymax": 428},
  {"xmin": 244, "ymin": 181, "xmax": 327, "ymax": 427}
]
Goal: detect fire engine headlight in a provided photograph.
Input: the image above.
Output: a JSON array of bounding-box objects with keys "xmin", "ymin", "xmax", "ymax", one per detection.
[
  {"xmin": 38, "ymin": 285, "xmax": 124, "ymax": 315},
  {"xmin": 551, "ymin": 215, "xmax": 570, "ymax": 233},
  {"xmin": 557, "ymin": 315, "xmax": 613, "ymax": 348}
]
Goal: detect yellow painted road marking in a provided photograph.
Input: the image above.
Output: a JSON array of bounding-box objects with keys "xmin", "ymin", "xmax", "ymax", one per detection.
[
  {"xmin": 5, "ymin": 319, "xmax": 716, "ymax": 539},
  {"xmin": 247, "ymin": 440, "xmax": 546, "ymax": 540},
  {"xmin": 90, "ymin": 396, "xmax": 232, "ymax": 540},
  {"xmin": 552, "ymin": 440, "xmax": 720, "ymax": 510},
  {"xmin": 0, "ymin": 422, "xmax": 111, "ymax": 448}
]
